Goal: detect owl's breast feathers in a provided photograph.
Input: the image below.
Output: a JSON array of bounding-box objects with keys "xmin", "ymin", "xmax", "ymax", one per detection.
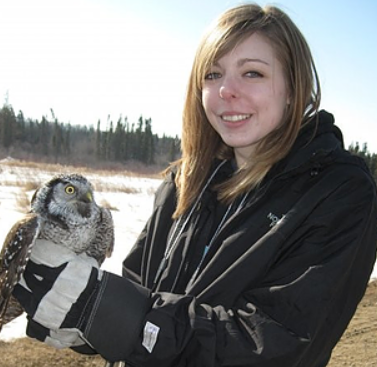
[
  {"xmin": 39, "ymin": 206, "xmax": 113, "ymax": 265},
  {"xmin": 80, "ymin": 207, "xmax": 114, "ymax": 265}
]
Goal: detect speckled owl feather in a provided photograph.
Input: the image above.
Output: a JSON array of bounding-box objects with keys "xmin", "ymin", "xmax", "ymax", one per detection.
[{"xmin": 0, "ymin": 173, "xmax": 114, "ymax": 331}]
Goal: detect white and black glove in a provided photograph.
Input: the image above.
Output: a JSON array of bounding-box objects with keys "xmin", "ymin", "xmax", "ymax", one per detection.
[
  {"xmin": 13, "ymin": 239, "xmax": 152, "ymax": 362},
  {"xmin": 13, "ymin": 239, "xmax": 101, "ymax": 350}
]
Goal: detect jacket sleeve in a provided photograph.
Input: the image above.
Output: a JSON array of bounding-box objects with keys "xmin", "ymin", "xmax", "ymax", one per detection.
[{"xmin": 83, "ymin": 169, "xmax": 377, "ymax": 366}]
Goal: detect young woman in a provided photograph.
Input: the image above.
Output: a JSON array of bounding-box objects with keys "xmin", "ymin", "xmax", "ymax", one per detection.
[{"xmin": 14, "ymin": 4, "xmax": 377, "ymax": 367}]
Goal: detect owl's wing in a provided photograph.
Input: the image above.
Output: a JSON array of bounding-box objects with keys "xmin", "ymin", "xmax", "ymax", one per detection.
[
  {"xmin": 86, "ymin": 207, "xmax": 115, "ymax": 266},
  {"xmin": 0, "ymin": 213, "xmax": 40, "ymax": 331},
  {"xmin": 102, "ymin": 208, "xmax": 115, "ymax": 259}
]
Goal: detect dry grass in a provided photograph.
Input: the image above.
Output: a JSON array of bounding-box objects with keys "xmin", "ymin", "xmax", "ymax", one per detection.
[
  {"xmin": 0, "ymin": 159, "xmax": 158, "ymax": 196},
  {"xmin": 0, "ymin": 180, "xmax": 39, "ymax": 188},
  {"xmin": 327, "ymin": 280, "xmax": 377, "ymax": 367},
  {"xmin": 93, "ymin": 181, "xmax": 141, "ymax": 194},
  {"xmin": 24, "ymin": 181, "xmax": 41, "ymax": 192},
  {"xmin": 0, "ymin": 158, "xmax": 163, "ymax": 179},
  {"xmin": 15, "ymin": 191, "xmax": 31, "ymax": 212},
  {"xmin": 100, "ymin": 199, "xmax": 118, "ymax": 211},
  {"xmin": 0, "ymin": 338, "xmax": 104, "ymax": 367}
]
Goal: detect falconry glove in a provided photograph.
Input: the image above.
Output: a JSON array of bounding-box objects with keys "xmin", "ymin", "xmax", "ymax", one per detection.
[{"xmin": 13, "ymin": 239, "xmax": 101, "ymax": 349}]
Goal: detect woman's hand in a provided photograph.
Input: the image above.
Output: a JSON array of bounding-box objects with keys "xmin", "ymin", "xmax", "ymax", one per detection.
[{"xmin": 13, "ymin": 239, "xmax": 101, "ymax": 349}]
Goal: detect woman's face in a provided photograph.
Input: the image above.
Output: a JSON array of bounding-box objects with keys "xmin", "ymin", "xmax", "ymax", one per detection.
[{"xmin": 202, "ymin": 33, "xmax": 290, "ymax": 166}]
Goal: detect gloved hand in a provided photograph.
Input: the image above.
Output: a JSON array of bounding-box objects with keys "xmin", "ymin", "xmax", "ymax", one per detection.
[{"xmin": 13, "ymin": 239, "xmax": 101, "ymax": 350}]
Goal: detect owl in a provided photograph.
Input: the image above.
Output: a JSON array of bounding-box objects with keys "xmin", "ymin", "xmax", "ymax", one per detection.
[{"xmin": 0, "ymin": 173, "xmax": 114, "ymax": 331}]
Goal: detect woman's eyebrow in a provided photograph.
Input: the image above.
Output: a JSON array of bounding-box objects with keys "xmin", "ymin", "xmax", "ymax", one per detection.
[
  {"xmin": 237, "ymin": 58, "xmax": 270, "ymax": 67},
  {"xmin": 211, "ymin": 58, "xmax": 270, "ymax": 69}
]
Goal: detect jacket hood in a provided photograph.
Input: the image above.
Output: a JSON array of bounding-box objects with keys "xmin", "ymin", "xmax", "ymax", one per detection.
[
  {"xmin": 280, "ymin": 110, "xmax": 344, "ymax": 173},
  {"xmin": 297, "ymin": 110, "xmax": 343, "ymax": 149}
]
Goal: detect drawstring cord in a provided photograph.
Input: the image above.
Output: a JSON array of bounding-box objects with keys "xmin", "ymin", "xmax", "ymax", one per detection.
[
  {"xmin": 185, "ymin": 190, "xmax": 250, "ymax": 291},
  {"xmin": 152, "ymin": 160, "xmax": 227, "ymax": 290}
]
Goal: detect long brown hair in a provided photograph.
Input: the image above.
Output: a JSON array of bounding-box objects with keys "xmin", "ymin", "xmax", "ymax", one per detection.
[{"xmin": 171, "ymin": 3, "xmax": 321, "ymax": 218}]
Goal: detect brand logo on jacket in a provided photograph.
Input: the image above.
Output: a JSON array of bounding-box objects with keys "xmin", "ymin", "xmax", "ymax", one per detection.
[
  {"xmin": 142, "ymin": 321, "xmax": 160, "ymax": 353},
  {"xmin": 267, "ymin": 212, "xmax": 285, "ymax": 227}
]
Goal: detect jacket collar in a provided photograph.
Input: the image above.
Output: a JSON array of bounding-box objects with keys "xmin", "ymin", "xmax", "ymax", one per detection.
[{"xmin": 277, "ymin": 110, "xmax": 343, "ymax": 173}]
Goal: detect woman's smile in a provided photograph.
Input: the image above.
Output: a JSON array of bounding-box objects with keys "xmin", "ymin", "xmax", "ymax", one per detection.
[{"xmin": 221, "ymin": 113, "xmax": 252, "ymax": 123}]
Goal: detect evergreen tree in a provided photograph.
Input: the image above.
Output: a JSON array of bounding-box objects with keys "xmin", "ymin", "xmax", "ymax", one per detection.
[
  {"xmin": 106, "ymin": 120, "xmax": 114, "ymax": 160},
  {"xmin": 143, "ymin": 118, "xmax": 155, "ymax": 165},
  {"xmin": 52, "ymin": 121, "xmax": 64, "ymax": 163},
  {"xmin": 0, "ymin": 104, "xmax": 17, "ymax": 149},
  {"xmin": 349, "ymin": 142, "xmax": 377, "ymax": 182},
  {"xmin": 135, "ymin": 116, "xmax": 144, "ymax": 161},
  {"xmin": 168, "ymin": 135, "xmax": 180, "ymax": 162},
  {"xmin": 39, "ymin": 116, "xmax": 50, "ymax": 156},
  {"xmin": 16, "ymin": 110, "xmax": 26, "ymax": 141},
  {"xmin": 64, "ymin": 124, "xmax": 71, "ymax": 156},
  {"xmin": 96, "ymin": 120, "xmax": 102, "ymax": 160},
  {"xmin": 113, "ymin": 117, "xmax": 125, "ymax": 161}
]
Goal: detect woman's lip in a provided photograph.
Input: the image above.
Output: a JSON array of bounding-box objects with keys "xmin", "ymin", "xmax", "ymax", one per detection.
[{"xmin": 220, "ymin": 113, "xmax": 252, "ymax": 122}]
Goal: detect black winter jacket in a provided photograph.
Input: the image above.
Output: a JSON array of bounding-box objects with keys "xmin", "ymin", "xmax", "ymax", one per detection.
[{"xmin": 84, "ymin": 111, "xmax": 377, "ymax": 367}]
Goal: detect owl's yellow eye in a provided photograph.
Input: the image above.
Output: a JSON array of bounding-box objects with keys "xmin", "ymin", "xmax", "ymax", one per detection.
[{"xmin": 65, "ymin": 185, "xmax": 76, "ymax": 195}]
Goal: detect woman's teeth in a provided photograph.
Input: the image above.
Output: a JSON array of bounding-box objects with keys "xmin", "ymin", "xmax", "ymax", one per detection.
[{"xmin": 221, "ymin": 114, "xmax": 251, "ymax": 122}]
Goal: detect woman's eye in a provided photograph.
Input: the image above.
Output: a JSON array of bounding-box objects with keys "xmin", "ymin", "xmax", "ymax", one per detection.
[
  {"xmin": 245, "ymin": 71, "xmax": 263, "ymax": 78},
  {"xmin": 204, "ymin": 72, "xmax": 221, "ymax": 80},
  {"xmin": 65, "ymin": 185, "xmax": 76, "ymax": 195}
]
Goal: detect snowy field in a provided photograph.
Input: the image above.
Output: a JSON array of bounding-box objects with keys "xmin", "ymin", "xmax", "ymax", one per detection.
[{"xmin": 0, "ymin": 159, "xmax": 376, "ymax": 341}]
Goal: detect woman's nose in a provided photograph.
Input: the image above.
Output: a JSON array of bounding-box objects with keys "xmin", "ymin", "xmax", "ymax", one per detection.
[{"xmin": 219, "ymin": 78, "xmax": 239, "ymax": 100}]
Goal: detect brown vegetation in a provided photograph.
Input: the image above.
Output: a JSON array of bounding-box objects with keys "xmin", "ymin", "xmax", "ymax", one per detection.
[
  {"xmin": 327, "ymin": 280, "xmax": 377, "ymax": 367},
  {"xmin": 15, "ymin": 191, "xmax": 31, "ymax": 212},
  {"xmin": 0, "ymin": 157, "xmax": 163, "ymax": 179},
  {"xmin": 0, "ymin": 338, "xmax": 104, "ymax": 366}
]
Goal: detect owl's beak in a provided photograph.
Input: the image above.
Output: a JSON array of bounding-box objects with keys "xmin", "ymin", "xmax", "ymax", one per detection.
[
  {"xmin": 85, "ymin": 191, "xmax": 93, "ymax": 203},
  {"xmin": 75, "ymin": 191, "xmax": 94, "ymax": 217},
  {"xmin": 79, "ymin": 191, "xmax": 93, "ymax": 204}
]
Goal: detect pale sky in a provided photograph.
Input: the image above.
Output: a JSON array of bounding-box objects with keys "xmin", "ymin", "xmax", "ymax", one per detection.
[{"xmin": 0, "ymin": 0, "xmax": 376, "ymax": 151}]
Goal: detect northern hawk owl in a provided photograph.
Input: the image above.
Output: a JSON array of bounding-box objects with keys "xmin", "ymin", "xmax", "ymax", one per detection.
[{"xmin": 0, "ymin": 173, "xmax": 114, "ymax": 330}]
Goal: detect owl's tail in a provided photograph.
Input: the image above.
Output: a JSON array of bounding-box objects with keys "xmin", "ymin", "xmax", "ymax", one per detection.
[{"xmin": 0, "ymin": 294, "xmax": 24, "ymax": 332}]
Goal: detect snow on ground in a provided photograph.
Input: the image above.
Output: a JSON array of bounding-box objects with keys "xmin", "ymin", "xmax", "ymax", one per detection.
[{"xmin": 0, "ymin": 160, "xmax": 376, "ymax": 341}]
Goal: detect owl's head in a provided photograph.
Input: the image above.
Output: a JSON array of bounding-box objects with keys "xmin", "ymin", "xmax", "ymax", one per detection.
[{"xmin": 31, "ymin": 174, "xmax": 99, "ymax": 223}]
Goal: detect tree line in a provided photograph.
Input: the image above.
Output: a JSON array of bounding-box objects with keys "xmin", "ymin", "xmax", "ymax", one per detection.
[
  {"xmin": 0, "ymin": 103, "xmax": 181, "ymax": 169},
  {"xmin": 1, "ymin": 102, "xmax": 377, "ymax": 180},
  {"xmin": 348, "ymin": 142, "xmax": 377, "ymax": 183}
]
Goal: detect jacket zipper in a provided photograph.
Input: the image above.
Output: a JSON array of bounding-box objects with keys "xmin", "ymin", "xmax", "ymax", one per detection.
[{"xmin": 152, "ymin": 160, "xmax": 227, "ymax": 291}]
